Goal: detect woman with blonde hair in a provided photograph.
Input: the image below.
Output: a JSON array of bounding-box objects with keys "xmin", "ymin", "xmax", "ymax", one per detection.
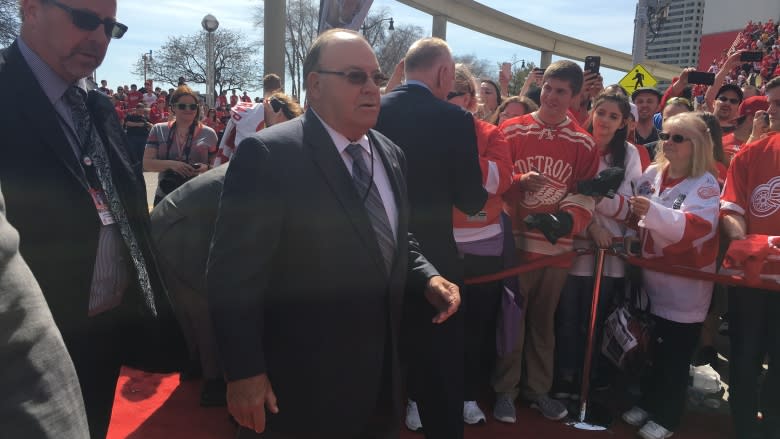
[{"xmin": 622, "ymin": 112, "xmax": 721, "ymax": 439}]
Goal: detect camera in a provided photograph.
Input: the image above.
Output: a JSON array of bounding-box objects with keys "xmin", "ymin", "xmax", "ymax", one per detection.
[{"xmin": 158, "ymin": 163, "xmax": 200, "ymax": 195}]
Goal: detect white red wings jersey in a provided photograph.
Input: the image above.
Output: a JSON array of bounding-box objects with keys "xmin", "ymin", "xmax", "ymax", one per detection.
[
  {"xmin": 499, "ymin": 113, "xmax": 599, "ymax": 265},
  {"xmin": 453, "ymin": 118, "xmax": 513, "ymax": 245},
  {"xmin": 570, "ymin": 142, "xmax": 643, "ymax": 278},
  {"xmin": 635, "ymin": 165, "xmax": 720, "ymax": 323},
  {"xmin": 721, "ymin": 132, "xmax": 780, "ymax": 278},
  {"xmin": 213, "ymin": 102, "xmax": 266, "ymax": 166}
]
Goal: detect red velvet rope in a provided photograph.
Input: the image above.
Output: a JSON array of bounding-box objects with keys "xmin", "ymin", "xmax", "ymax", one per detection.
[
  {"xmin": 464, "ymin": 247, "xmax": 780, "ymax": 292},
  {"xmin": 463, "ymin": 250, "xmax": 584, "ymax": 285}
]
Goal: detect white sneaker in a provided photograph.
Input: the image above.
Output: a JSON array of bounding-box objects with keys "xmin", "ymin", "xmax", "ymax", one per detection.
[
  {"xmin": 622, "ymin": 406, "xmax": 650, "ymax": 427},
  {"xmin": 463, "ymin": 401, "xmax": 486, "ymax": 424},
  {"xmin": 405, "ymin": 399, "xmax": 423, "ymax": 432},
  {"xmin": 638, "ymin": 420, "xmax": 674, "ymax": 439}
]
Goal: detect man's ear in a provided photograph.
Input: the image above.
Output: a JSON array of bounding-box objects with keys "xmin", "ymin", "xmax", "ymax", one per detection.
[{"xmin": 306, "ymin": 73, "xmax": 321, "ymax": 100}]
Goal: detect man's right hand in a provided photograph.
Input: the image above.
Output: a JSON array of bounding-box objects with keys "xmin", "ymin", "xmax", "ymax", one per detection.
[
  {"xmin": 517, "ymin": 171, "xmax": 548, "ymax": 192},
  {"xmin": 227, "ymin": 374, "xmax": 279, "ymax": 434}
]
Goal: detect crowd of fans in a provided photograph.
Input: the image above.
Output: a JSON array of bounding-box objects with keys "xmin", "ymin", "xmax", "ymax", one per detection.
[
  {"xmin": 116, "ymin": 24, "xmax": 780, "ymax": 439},
  {"xmin": 87, "ymin": 21, "xmax": 780, "ymax": 438},
  {"xmin": 6, "ymin": 4, "xmax": 780, "ymax": 438}
]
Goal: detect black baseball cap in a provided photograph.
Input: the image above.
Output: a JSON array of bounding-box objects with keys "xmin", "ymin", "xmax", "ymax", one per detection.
[
  {"xmin": 631, "ymin": 87, "xmax": 662, "ymax": 102},
  {"xmin": 716, "ymin": 84, "xmax": 743, "ymax": 102}
]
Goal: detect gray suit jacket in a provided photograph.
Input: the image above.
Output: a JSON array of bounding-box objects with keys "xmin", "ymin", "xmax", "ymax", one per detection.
[
  {"xmin": 0, "ymin": 185, "xmax": 90, "ymax": 438},
  {"xmin": 151, "ymin": 164, "xmax": 228, "ymax": 294}
]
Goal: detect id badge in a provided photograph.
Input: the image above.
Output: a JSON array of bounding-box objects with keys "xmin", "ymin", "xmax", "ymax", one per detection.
[{"xmin": 89, "ymin": 188, "xmax": 116, "ymax": 225}]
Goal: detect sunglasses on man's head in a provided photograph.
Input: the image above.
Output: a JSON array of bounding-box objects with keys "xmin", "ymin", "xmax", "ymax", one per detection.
[
  {"xmin": 446, "ymin": 91, "xmax": 466, "ymax": 101},
  {"xmin": 717, "ymin": 95, "xmax": 740, "ymax": 105},
  {"xmin": 174, "ymin": 103, "xmax": 198, "ymax": 111},
  {"xmin": 47, "ymin": 0, "xmax": 128, "ymax": 39},
  {"xmin": 316, "ymin": 70, "xmax": 387, "ymax": 86},
  {"xmin": 658, "ymin": 132, "xmax": 689, "ymax": 143}
]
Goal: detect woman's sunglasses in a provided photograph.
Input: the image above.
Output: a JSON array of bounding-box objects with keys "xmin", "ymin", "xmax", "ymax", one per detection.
[
  {"xmin": 48, "ymin": 0, "xmax": 128, "ymax": 39},
  {"xmin": 174, "ymin": 103, "xmax": 198, "ymax": 111},
  {"xmin": 447, "ymin": 91, "xmax": 466, "ymax": 100},
  {"xmin": 316, "ymin": 70, "xmax": 387, "ymax": 86},
  {"xmin": 658, "ymin": 132, "xmax": 689, "ymax": 143}
]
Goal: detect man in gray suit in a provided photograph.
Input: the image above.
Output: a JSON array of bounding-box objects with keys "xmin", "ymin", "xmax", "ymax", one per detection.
[
  {"xmin": 150, "ymin": 164, "xmax": 229, "ymax": 407},
  {"xmin": 0, "ymin": 185, "xmax": 90, "ymax": 438}
]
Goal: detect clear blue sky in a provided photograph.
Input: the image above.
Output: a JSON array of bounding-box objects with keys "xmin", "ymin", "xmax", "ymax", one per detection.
[{"xmin": 100, "ymin": 0, "xmax": 638, "ymax": 97}]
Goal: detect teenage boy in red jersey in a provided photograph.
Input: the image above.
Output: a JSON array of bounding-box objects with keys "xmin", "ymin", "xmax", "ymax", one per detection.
[{"xmin": 492, "ymin": 59, "xmax": 599, "ymax": 424}]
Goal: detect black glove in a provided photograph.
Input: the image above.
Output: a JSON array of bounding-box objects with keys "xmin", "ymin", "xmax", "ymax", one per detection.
[
  {"xmin": 524, "ymin": 212, "xmax": 574, "ymax": 244},
  {"xmin": 577, "ymin": 166, "xmax": 625, "ymax": 198}
]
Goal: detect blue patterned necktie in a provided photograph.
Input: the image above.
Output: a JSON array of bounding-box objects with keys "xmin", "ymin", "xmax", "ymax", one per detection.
[
  {"xmin": 63, "ymin": 86, "xmax": 156, "ymax": 312},
  {"xmin": 345, "ymin": 143, "xmax": 396, "ymax": 274}
]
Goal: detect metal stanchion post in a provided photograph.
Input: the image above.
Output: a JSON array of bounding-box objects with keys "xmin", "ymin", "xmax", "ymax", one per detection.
[{"xmin": 572, "ymin": 247, "xmax": 612, "ymax": 431}]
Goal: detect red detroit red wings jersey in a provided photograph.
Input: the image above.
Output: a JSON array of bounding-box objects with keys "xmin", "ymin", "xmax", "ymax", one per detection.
[
  {"xmin": 499, "ymin": 113, "xmax": 599, "ymax": 264},
  {"xmin": 721, "ymin": 132, "xmax": 780, "ymax": 276},
  {"xmin": 500, "ymin": 113, "xmax": 598, "ymax": 215}
]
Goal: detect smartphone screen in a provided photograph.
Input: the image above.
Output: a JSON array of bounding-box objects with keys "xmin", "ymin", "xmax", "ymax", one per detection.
[
  {"xmin": 687, "ymin": 71, "xmax": 715, "ymax": 85},
  {"xmin": 584, "ymin": 56, "xmax": 601, "ymax": 74}
]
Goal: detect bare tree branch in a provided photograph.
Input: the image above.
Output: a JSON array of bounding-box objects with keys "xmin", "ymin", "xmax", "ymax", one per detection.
[
  {"xmin": 0, "ymin": 0, "xmax": 21, "ymax": 47},
  {"xmin": 131, "ymin": 28, "xmax": 262, "ymax": 97}
]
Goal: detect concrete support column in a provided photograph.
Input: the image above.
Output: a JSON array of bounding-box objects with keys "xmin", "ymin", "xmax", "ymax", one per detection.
[
  {"xmin": 540, "ymin": 50, "xmax": 553, "ymax": 68},
  {"xmin": 432, "ymin": 14, "xmax": 447, "ymax": 40},
  {"xmin": 264, "ymin": 0, "xmax": 286, "ymax": 87}
]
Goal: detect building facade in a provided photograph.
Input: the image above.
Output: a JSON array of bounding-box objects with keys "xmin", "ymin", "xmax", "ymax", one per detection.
[{"xmin": 645, "ymin": 0, "xmax": 706, "ymax": 68}]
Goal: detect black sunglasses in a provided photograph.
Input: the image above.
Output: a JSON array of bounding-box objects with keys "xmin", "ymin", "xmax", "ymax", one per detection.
[
  {"xmin": 316, "ymin": 70, "xmax": 387, "ymax": 86},
  {"xmin": 174, "ymin": 103, "xmax": 198, "ymax": 111},
  {"xmin": 658, "ymin": 132, "xmax": 689, "ymax": 143},
  {"xmin": 47, "ymin": 0, "xmax": 128, "ymax": 39},
  {"xmin": 717, "ymin": 95, "xmax": 740, "ymax": 105},
  {"xmin": 447, "ymin": 91, "xmax": 466, "ymax": 100}
]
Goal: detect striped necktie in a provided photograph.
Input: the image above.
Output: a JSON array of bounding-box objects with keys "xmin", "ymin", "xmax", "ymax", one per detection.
[
  {"xmin": 64, "ymin": 86, "xmax": 156, "ymax": 314},
  {"xmin": 345, "ymin": 143, "xmax": 395, "ymax": 275}
]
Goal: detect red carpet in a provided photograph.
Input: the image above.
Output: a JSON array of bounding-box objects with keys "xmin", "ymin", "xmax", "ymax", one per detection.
[{"xmin": 107, "ymin": 367, "xmax": 735, "ymax": 438}]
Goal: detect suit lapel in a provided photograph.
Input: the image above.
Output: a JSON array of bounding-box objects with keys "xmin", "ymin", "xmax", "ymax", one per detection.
[
  {"xmin": 302, "ymin": 111, "xmax": 387, "ymax": 276},
  {"xmin": 7, "ymin": 43, "xmax": 85, "ymax": 187}
]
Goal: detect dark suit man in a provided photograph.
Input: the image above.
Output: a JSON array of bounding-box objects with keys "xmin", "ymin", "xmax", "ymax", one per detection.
[
  {"xmin": 207, "ymin": 29, "xmax": 460, "ymax": 438},
  {"xmin": 0, "ymin": 185, "xmax": 90, "ymax": 438},
  {"xmin": 375, "ymin": 37, "xmax": 487, "ymax": 439},
  {"xmin": 0, "ymin": 1, "xmax": 182, "ymax": 437}
]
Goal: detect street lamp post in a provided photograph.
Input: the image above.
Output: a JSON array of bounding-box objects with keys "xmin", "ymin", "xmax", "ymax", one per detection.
[
  {"xmin": 201, "ymin": 14, "xmax": 219, "ymax": 109},
  {"xmin": 142, "ymin": 50, "xmax": 153, "ymax": 84},
  {"xmin": 361, "ymin": 17, "xmax": 394, "ymax": 47}
]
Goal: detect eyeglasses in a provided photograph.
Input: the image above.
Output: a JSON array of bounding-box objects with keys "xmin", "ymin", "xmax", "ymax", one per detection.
[
  {"xmin": 174, "ymin": 103, "xmax": 198, "ymax": 111},
  {"xmin": 446, "ymin": 91, "xmax": 466, "ymax": 101},
  {"xmin": 47, "ymin": 0, "xmax": 128, "ymax": 39},
  {"xmin": 717, "ymin": 95, "xmax": 740, "ymax": 105},
  {"xmin": 658, "ymin": 132, "xmax": 689, "ymax": 143},
  {"xmin": 316, "ymin": 70, "xmax": 387, "ymax": 86}
]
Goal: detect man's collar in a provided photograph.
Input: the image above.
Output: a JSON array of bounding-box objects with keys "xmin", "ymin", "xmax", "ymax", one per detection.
[
  {"xmin": 405, "ymin": 80, "xmax": 431, "ymax": 92},
  {"xmin": 17, "ymin": 37, "xmax": 87, "ymax": 105},
  {"xmin": 310, "ymin": 109, "xmax": 370, "ymax": 155}
]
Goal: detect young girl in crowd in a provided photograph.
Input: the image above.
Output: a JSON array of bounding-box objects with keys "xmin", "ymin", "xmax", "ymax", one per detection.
[
  {"xmin": 622, "ymin": 112, "xmax": 720, "ymax": 439},
  {"xmin": 553, "ymin": 93, "xmax": 643, "ymax": 399}
]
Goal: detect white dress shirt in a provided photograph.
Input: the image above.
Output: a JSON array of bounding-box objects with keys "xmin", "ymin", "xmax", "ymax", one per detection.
[{"xmin": 313, "ymin": 111, "xmax": 399, "ymax": 239}]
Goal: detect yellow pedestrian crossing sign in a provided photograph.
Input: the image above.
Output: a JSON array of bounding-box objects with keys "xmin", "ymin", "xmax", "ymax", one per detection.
[{"xmin": 619, "ymin": 64, "xmax": 657, "ymax": 94}]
